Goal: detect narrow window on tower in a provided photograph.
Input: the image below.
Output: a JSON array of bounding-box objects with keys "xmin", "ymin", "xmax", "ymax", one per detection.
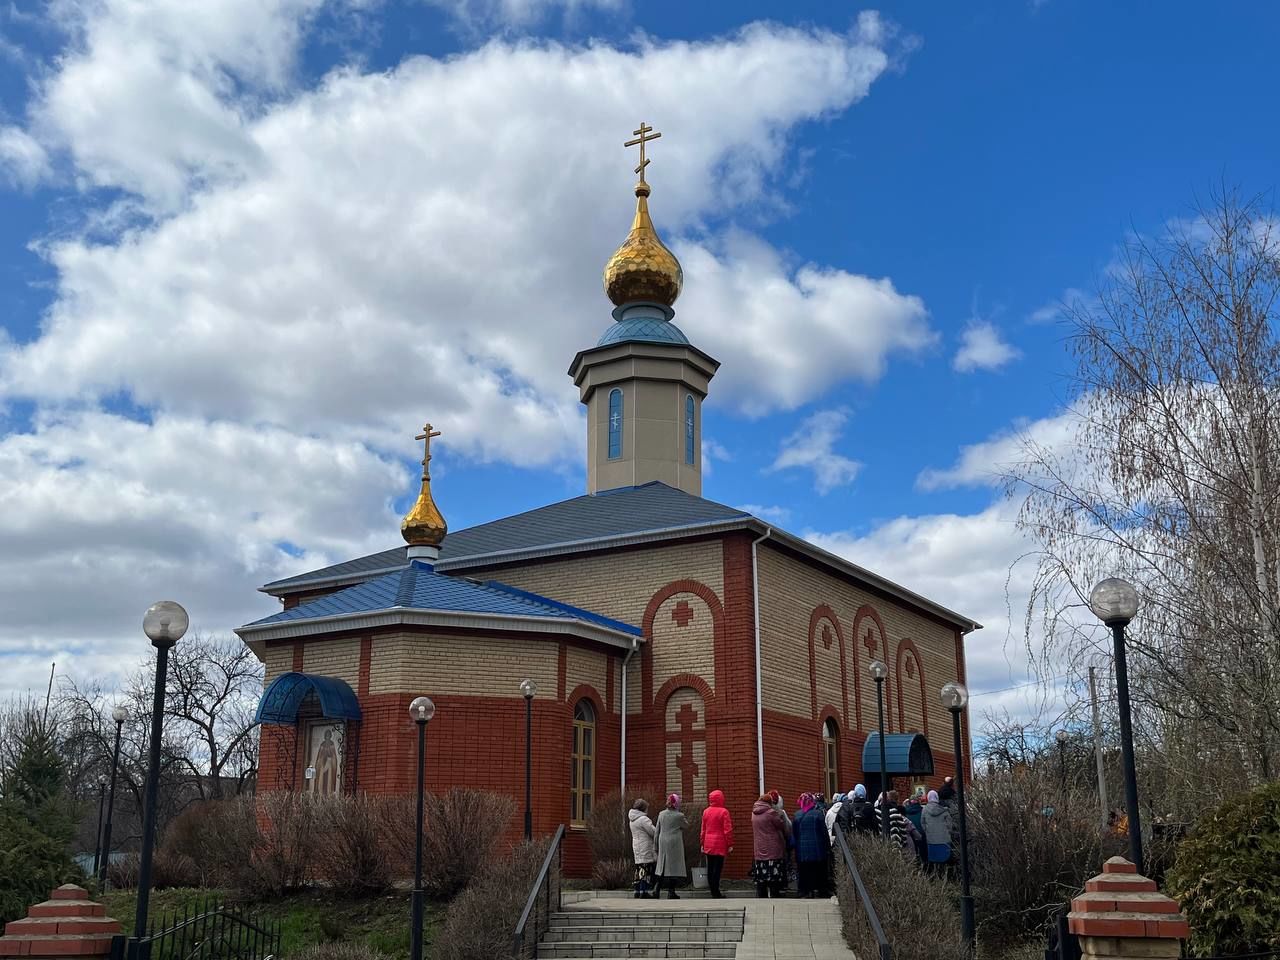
[
  {"xmin": 571, "ymin": 700, "xmax": 597, "ymax": 825},
  {"xmin": 684, "ymin": 394, "xmax": 695, "ymax": 465},
  {"xmin": 822, "ymin": 718, "xmax": 839, "ymax": 799},
  {"xmin": 608, "ymin": 388, "xmax": 623, "ymax": 460}
]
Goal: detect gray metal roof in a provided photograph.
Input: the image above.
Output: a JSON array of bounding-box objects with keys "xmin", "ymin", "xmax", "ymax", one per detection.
[{"xmin": 261, "ymin": 482, "xmax": 748, "ymax": 595}]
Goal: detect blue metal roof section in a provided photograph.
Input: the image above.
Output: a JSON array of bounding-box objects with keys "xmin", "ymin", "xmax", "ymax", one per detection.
[
  {"xmin": 597, "ymin": 316, "xmax": 691, "ymax": 347},
  {"xmin": 862, "ymin": 732, "xmax": 935, "ymax": 776},
  {"xmin": 256, "ymin": 672, "xmax": 362, "ymax": 725},
  {"xmin": 262, "ymin": 482, "xmax": 750, "ymax": 594},
  {"xmin": 246, "ymin": 560, "xmax": 642, "ymax": 636}
]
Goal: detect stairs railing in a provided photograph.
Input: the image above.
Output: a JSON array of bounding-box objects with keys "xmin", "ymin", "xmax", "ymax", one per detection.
[
  {"xmin": 513, "ymin": 823, "xmax": 565, "ymax": 960},
  {"xmin": 833, "ymin": 827, "xmax": 893, "ymax": 960}
]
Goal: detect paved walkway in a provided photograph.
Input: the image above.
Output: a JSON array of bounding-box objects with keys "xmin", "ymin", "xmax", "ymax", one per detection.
[{"xmin": 561, "ymin": 892, "xmax": 857, "ymax": 960}]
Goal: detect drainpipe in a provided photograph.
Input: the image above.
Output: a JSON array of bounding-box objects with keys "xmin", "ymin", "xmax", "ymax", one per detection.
[
  {"xmin": 620, "ymin": 639, "xmax": 638, "ymax": 793},
  {"xmin": 751, "ymin": 526, "xmax": 773, "ymax": 795}
]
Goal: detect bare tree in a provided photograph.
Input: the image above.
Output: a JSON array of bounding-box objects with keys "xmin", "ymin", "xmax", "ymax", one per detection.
[{"xmin": 1009, "ymin": 187, "xmax": 1280, "ymax": 805}]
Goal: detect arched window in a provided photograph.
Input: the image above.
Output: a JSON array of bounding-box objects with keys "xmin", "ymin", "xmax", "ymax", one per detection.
[
  {"xmin": 608, "ymin": 389, "xmax": 623, "ymax": 460},
  {"xmin": 571, "ymin": 700, "xmax": 596, "ymax": 825},
  {"xmin": 822, "ymin": 718, "xmax": 839, "ymax": 799},
  {"xmin": 684, "ymin": 394, "xmax": 695, "ymax": 465}
]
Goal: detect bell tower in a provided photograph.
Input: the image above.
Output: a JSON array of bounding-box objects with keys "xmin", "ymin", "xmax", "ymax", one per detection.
[{"xmin": 568, "ymin": 122, "xmax": 719, "ymax": 496}]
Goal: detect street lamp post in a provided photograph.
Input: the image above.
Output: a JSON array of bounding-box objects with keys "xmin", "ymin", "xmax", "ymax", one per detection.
[
  {"xmin": 1056, "ymin": 729, "xmax": 1069, "ymax": 796},
  {"xmin": 409, "ymin": 696, "xmax": 436, "ymax": 960},
  {"xmin": 132, "ymin": 601, "xmax": 189, "ymax": 960},
  {"xmin": 1089, "ymin": 577, "xmax": 1143, "ymax": 874},
  {"xmin": 92, "ymin": 774, "xmax": 109, "ymax": 878},
  {"xmin": 869, "ymin": 659, "xmax": 889, "ymax": 839},
  {"xmin": 100, "ymin": 704, "xmax": 128, "ymax": 888},
  {"xmin": 519, "ymin": 679, "xmax": 537, "ymax": 842},
  {"xmin": 941, "ymin": 682, "xmax": 975, "ymax": 951}
]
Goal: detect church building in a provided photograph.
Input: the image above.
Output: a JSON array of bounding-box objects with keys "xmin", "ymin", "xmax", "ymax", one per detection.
[{"xmin": 236, "ymin": 125, "xmax": 981, "ymax": 877}]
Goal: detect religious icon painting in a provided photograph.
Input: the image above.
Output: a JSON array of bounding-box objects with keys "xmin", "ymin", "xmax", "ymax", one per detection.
[{"xmin": 305, "ymin": 720, "xmax": 344, "ymax": 796}]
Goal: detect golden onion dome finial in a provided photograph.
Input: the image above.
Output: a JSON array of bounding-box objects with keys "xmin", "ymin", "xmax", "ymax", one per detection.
[
  {"xmin": 603, "ymin": 121, "xmax": 683, "ymax": 308},
  {"xmin": 401, "ymin": 422, "xmax": 447, "ymax": 551}
]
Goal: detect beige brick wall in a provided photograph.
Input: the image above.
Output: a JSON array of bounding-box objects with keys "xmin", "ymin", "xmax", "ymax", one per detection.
[
  {"xmin": 302, "ymin": 637, "xmax": 361, "ymax": 688},
  {"xmin": 565, "ymin": 645, "xmax": 613, "ymax": 712},
  {"xmin": 812, "ymin": 608, "xmax": 843, "ymax": 716},
  {"xmin": 368, "ymin": 631, "xmax": 558, "ymax": 697},
  {"xmin": 664, "ymin": 686, "xmax": 708, "ymax": 801},
  {"xmin": 757, "ymin": 544, "xmax": 962, "ymax": 739},
  {"xmin": 649, "ymin": 592, "xmax": 715, "ymax": 699},
  {"xmin": 263, "ymin": 644, "xmax": 294, "ymax": 686}
]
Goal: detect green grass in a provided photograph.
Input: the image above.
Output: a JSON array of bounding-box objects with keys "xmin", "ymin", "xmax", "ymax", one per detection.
[{"xmin": 101, "ymin": 888, "xmax": 444, "ymax": 959}]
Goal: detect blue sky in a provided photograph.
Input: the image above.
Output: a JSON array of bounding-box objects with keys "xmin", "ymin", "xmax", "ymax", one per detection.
[{"xmin": 1, "ymin": 0, "xmax": 1276, "ymax": 728}]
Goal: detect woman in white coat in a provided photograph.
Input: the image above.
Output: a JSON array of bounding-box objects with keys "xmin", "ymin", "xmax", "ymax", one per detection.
[{"xmin": 629, "ymin": 798, "xmax": 657, "ymax": 898}]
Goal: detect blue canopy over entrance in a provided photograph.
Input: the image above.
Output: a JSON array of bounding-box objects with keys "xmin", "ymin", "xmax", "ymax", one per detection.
[
  {"xmin": 255, "ymin": 672, "xmax": 362, "ymax": 726},
  {"xmin": 861, "ymin": 732, "xmax": 934, "ymax": 777}
]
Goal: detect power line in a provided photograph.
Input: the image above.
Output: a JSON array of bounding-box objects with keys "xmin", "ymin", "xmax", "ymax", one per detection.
[{"xmin": 969, "ymin": 675, "xmax": 1070, "ymax": 699}]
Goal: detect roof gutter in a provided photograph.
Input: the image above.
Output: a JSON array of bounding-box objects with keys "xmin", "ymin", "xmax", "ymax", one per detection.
[{"xmin": 620, "ymin": 637, "xmax": 638, "ymax": 795}]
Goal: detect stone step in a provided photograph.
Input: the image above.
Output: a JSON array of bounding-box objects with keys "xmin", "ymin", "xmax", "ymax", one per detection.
[
  {"xmin": 550, "ymin": 912, "xmax": 744, "ymax": 928},
  {"xmin": 543, "ymin": 927, "xmax": 742, "ymax": 944},
  {"xmin": 536, "ymin": 943, "xmax": 737, "ymax": 959}
]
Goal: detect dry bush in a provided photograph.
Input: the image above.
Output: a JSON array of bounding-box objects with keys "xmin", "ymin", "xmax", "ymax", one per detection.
[
  {"xmin": 967, "ymin": 770, "xmax": 1122, "ymax": 948},
  {"xmin": 585, "ymin": 784, "xmax": 659, "ymax": 868},
  {"xmin": 679, "ymin": 804, "xmax": 704, "ymax": 879},
  {"xmin": 312, "ymin": 795, "xmax": 414, "ymax": 896},
  {"xmin": 294, "ymin": 946, "xmax": 390, "ymax": 960},
  {"xmin": 838, "ymin": 832, "xmax": 967, "ymax": 960},
  {"xmin": 437, "ymin": 838, "xmax": 553, "ymax": 960},
  {"xmin": 590, "ymin": 857, "xmax": 633, "ymax": 890},
  {"xmin": 105, "ymin": 848, "xmax": 201, "ymax": 890},
  {"xmin": 417, "ymin": 789, "xmax": 511, "ymax": 898}
]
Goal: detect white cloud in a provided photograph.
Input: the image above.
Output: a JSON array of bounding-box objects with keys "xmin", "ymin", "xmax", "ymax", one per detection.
[
  {"xmin": 916, "ymin": 406, "xmax": 1083, "ymax": 491},
  {"xmin": 701, "ymin": 438, "xmax": 731, "ymax": 476},
  {"xmin": 953, "ymin": 321, "xmax": 1020, "ymax": 373},
  {"xmin": 422, "ymin": 0, "xmax": 624, "ymax": 29},
  {"xmin": 1028, "ymin": 287, "xmax": 1094, "ymax": 325},
  {"xmin": 736, "ymin": 503, "xmax": 792, "ymax": 525},
  {"xmin": 0, "ymin": 125, "xmax": 49, "ymax": 187},
  {"xmin": 770, "ymin": 408, "xmax": 862, "ymax": 493}
]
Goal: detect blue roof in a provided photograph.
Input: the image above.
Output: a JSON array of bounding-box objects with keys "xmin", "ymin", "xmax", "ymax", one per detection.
[
  {"xmin": 597, "ymin": 317, "xmax": 691, "ymax": 347},
  {"xmin": 246, "ymin": 561, "xmax": 642, "ymax": 637},
  {"xmin": 256, "ymin": 672, "xmax": 362, "ymax": 725},
  {"xmin": 862, "ymin": 733, "xmax": 935, "ymax": 776}
]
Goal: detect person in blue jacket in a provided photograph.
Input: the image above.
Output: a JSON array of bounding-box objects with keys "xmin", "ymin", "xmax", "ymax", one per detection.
[{"xmin": 791, "ymin": 792, "xmax": 831, "ymax": 898}]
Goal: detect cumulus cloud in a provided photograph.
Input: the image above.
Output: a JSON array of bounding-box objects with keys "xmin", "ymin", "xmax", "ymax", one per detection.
[
  {"xmin": 916, "ymin": 406, "xmax": 1083, "ymax": 491},
  {"xmin": 0, "ymin": 125, "xmax": 49, "ymax": 187},
  {"xmin": 423, "ymin": 0, "xmax": 625, "ymax": 30},
  {"xmin": 953, "ymin": 320, "xmax": 1020, "ymax": 373},
  {"xmin": 769, "ymin": 408, "xmax": 862, "ymax": 493}
]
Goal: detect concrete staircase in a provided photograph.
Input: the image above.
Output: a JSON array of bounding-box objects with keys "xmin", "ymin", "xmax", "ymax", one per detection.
[{"xmin": 537, "ymin": 908, "xmax": 746, "ymax": 959}]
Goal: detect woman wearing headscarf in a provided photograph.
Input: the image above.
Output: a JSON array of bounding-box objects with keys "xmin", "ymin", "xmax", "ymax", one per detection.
[
  {"xmin": 791, "ymin": 793, "xmax": 831, "ymax": 899},
  {"xmin": 629, "ymin": 798, "xmax": 657, "ymax": 898},
  {"xmin": 922, "ymin": 789, "xmax": 954, "ymax": 873},
  {"xmin": 700, "ymin": 789, "xmax": 734, "ymax": 899},
  {"xmin": 653, "ymin": 793, "xmax": 688, "ymax": 899},
  {"xmin": 750, "ymin": 792, "xmax": 790, "ymax": 898},
  {"xmin": 769, "ymin": 790, "xmax": 794, "ymax": 893},
  {"xmin": 848, "ymin": 784, "xmax": 874, "ymax": 833}
]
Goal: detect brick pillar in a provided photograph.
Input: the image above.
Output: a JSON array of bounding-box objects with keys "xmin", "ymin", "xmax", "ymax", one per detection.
[
  {"xmin": 0, "ymin": 884, "xmax": 122, "ymax": 959},
  {"xmin": 1068, "ymin": 857, "xmax": 1189, "ymax": 960}
]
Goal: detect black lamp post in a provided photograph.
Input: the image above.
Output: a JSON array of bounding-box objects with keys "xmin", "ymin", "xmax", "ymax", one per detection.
[
  {"xmin": 519, "ymin": 679, "xmax": 537, "ymax": 842},
  {"xmin": 941, "ymin": 681, "xmax": 974, "ymax": 950},
  {"xmin": 869, "ymin": 659, "xmax": 889, "ymax": 839},
  {"xmin": 1056, "ymin": 729, "xmax": 1069, "ymax": 796},
  {"xmin": 131, "ymin": 600, "xmax": 189, "ymax": 960},
  {"xmin": 1089, "ymin": 577, "xmax": 1143, "ymax": 874},
  {"xmin": 100, "ymin": 703, "xmax": 128, "ymax": 888},
  {"xmin": 409, "ymin": 695, "xmax": 436, "ymax": 960},
  {"xmin": 92, "ymin": 774, "xmax": 108, "ymax": 878}
]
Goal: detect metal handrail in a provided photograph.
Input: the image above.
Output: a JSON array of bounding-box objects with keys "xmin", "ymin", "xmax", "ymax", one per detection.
[
  {"xmin": 513, "ymin": 823, "xmax": 565, "ymax": 959},
  {"xmin": 834, "ymin": 827, "xmax": 893, "ymax": 960}
]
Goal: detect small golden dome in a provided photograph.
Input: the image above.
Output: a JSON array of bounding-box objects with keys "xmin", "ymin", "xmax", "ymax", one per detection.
[
  {"xmin": 401, "ymin": 423, "xmax": 447, "ymax": 548},
  {"xmin": 603, "ymin": 182, "xmax": 683, "ymax": 308}
]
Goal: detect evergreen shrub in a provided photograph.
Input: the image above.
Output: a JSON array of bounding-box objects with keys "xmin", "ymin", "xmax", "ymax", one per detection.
[{"xmin": 1166, "ymin": 780, "xmax": 1280, "ymax": 957}]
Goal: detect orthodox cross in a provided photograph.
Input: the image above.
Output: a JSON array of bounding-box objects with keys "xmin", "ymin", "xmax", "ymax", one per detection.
[
  {"xmin": 673, "ymin": 702, "xmax": 702, "ymax": 800},
  {"xmin": 415, "ymin": 423, "xmax": 442, "ymax": 479},
  {"xmin": 624, "ymin": 122, "xmax": 661, "ymax": 183}
]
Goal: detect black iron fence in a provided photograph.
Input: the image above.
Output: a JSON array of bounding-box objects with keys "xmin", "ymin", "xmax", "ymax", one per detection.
[
  {"xmin": 834, "ymin": 825, "xmax": 893, "ymax": 960},
  {"xmin": 513, "ymin": 824, "xmax": 565, "ymax": 960},
  {"xmin": 1044, "ymin": 907, "xmax": 1081, "ymax": 960},
  {"xmin": 111, "ymin": 897, "xmax": 281, "ymax": 960}
]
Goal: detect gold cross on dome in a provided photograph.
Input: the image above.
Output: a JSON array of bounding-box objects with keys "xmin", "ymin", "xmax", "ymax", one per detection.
[
  {"xmin": 415, "ymin": 423, "xmax": 442, "ymax": 479},
  {"xmin": 624, "ymin": 122, "xmax": 662, "ymax": 183}
]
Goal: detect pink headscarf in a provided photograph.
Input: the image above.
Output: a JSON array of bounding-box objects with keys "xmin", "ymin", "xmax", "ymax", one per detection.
[
  {"xmin": 668, "ymin": 793, "xmax": 681, "ymax": 809},
  {"xmin": 927, "ymin": 790, "xmax": 940, "ymax": 804},
  {"xmin": 798, "ymin": 792, "xmax": 816, "ymax": 812}
]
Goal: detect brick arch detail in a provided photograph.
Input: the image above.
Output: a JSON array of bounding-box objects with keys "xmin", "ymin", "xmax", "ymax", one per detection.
[
  {"xmin": 807, "ymin": 605, "xmax": 849, "ymax": 724},
  {"xmin": 566, "ymin": 683, "xmax": 606, "ymax": 719},
  {"xmin": 850, "ymin": 604, "xmax": 889, "ymax": 731},
  {"xmin": 817, "ymin": 705, "xmax": 843, "ymax": 795},
  {"xmin": 894, "ymin": 638, "xmax": 929, "ymax": 737},
  {"xmin": 641, "ymin": 580, "xmax": 726, "ymax": 711},
  {"xmin": 653, "ymin": 672, "xmax": 716, "ymax": 709}
]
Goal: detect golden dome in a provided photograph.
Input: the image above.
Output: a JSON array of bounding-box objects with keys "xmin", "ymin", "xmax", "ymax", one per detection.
[
  {"xmin": 401, "ymin": 423, "xmax": 447, "ymax": 548},
  {"xmin": 603, "ymin": 182, "xmax": 683, "ymax": 308}
]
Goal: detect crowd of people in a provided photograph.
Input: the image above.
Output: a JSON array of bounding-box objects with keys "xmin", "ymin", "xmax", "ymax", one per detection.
[{"xmin": 627, "ymin": 778, "xmax": 963, "ymax": 899}]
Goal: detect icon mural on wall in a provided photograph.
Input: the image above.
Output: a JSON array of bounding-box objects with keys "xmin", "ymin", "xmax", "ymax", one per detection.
[{"xmin": 306, "ymin": 720, "xmax": 344, "ymax": 796}]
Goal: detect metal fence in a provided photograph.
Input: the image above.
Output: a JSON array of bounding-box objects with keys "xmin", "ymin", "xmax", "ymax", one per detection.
[
  {"xmin": 111, "ymin": 898, "xmax": 281, "ymax": 960},
  {"xmin": 833, "ymin": 826, "xmax": 893, "ymax": 960},
  {"xmin": 1044, "ymin": 907, "xmax": 1081, "ymax": 960},
  {"xmin": 513, "ymin": 824, "xmax": 565, "ymax": 960}
]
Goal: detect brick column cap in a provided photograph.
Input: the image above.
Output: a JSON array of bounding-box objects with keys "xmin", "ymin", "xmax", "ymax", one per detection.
[
  {"xmin": 0, "ymin": 886, "xmax": 121, "ymax": 959},
  {"xmin": 1068, "ymin": 858, "xmax": 1188, "ymax": 941}
]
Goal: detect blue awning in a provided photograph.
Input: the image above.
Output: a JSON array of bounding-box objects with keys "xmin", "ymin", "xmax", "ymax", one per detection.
[
  {"xmin": 862, "ymin": 733, "xmax": 934, "ymax": 777},
  {"xmin": 255, "ymin": 672, "xmax": 362, "ymax": 726}
]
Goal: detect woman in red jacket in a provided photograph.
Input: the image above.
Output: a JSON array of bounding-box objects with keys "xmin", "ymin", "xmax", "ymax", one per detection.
[{"xmin": 700, "ymin": 789, "xmax": 734, "ymax": 899}]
